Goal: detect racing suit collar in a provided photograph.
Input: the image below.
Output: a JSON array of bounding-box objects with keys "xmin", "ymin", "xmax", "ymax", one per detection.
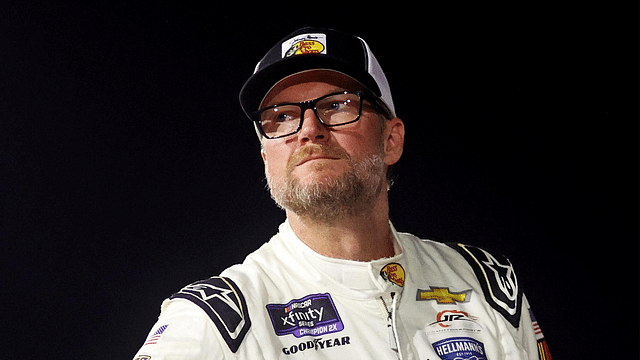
[{"xmin": 277, "ymin": 220, "xmax": 406, "ymax": 298}]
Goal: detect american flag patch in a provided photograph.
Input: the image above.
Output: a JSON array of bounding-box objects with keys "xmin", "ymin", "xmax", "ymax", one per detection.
[
  {"xmin": 144, "ymin": 324, "xmax": 168, "ymax": 345},
  {"xmin": 529, "ymin": 309, "xmax": 552, "ymax": 359},
  {"xmin": 529, "ymin": 308, "xmax": 544, "ymax": 340}
]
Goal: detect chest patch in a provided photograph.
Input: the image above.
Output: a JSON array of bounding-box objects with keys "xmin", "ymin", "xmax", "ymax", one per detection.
[
  {"xmin": 432, "ymin": 337, "xmax": 487, "ymax": 360},
  {"xmin": 380, "ymin": 262, "xmax": 406, "ymax": 287},
  {"xmin": 266, "ymin": 293, "xmax": 344, "ymax": 338}
]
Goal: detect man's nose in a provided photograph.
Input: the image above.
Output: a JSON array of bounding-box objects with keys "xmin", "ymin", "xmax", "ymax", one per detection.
[{"xmin": 297, "ymin": 109, "xmax": 329, "ymax": 143}]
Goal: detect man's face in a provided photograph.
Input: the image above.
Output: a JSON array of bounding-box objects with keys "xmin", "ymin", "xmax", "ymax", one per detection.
[{"xmin": 259, "ymin": 70, "xmax": 402, "ymax": 222}]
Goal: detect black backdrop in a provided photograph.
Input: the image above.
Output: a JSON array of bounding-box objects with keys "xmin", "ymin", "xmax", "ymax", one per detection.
[{"xmin": 2, "ymin": 2, "xmax": 638, "ymax": 359}]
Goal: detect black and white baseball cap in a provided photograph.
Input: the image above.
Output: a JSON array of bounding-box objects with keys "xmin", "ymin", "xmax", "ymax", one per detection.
[{"xmin": 239, "ymin": 27, "xmax": 395, "ymax": 118}]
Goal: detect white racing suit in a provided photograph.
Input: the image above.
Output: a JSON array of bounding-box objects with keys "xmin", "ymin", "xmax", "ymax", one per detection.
[{"xmin": 133, "ymin": 221, "xmax": 551, "ymax": 360}]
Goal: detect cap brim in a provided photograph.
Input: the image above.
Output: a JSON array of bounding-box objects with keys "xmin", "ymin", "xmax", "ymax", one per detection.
[{"xmin": 239, "ymin": 55, "xmax": 381, "ymax": 116}]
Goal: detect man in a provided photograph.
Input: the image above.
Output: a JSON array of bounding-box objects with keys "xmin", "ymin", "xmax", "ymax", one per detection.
[{"xmin": 133, "ymin": 27, "xmax": 551, "ymax": 360}]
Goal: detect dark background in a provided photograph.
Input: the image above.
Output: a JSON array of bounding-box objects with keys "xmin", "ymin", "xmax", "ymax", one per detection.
[{"xmin": 2, "ymin": 2, "xmax": 637, "ymax": 359}]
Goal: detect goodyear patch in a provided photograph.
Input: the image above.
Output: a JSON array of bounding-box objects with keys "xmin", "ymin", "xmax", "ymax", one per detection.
[
  {"xmin": 266, "ymin": 293, "xmax": 344, "ymax": 338},
  {"xmin": 281, "ymin": 33, "xmax": 327, "ymax": 58},
  {"xmin": 432, "ymin": 337, "xmax": 487, "ymax": 360}
]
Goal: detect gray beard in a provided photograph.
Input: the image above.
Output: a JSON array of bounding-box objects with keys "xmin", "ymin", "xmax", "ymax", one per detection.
[{"xmin": 266, "ymin": 154, "xmax": 386, "ymax": 224}]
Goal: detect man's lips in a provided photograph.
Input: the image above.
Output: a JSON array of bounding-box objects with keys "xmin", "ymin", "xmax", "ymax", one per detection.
[
  {"xmin": 286, "ymin": 144, "xmax": 351, "ymax": 174},
  {"xmin": 296, "ymin": 155, "xmax": 341, "ymax": 167}
]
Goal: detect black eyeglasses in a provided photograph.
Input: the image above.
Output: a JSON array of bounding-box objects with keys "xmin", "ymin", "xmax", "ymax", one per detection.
[{"xmin": 251, "ymin": 90, "xmax": 388, "ymax": 139}]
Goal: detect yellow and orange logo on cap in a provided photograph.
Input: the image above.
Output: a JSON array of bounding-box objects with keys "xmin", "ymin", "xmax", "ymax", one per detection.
[{"xmin": 285, "ymin": 40, "xmax": 325, "ymax": 57}]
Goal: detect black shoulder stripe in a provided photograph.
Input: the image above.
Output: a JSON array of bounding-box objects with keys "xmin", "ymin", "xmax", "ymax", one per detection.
[
  {"xmin": 447, "ymin": 243, "xmax": 523, "ymax": 328},
  {"xmin": 170, "ymin": 276, "xmax": 251, "ymax": 353}
]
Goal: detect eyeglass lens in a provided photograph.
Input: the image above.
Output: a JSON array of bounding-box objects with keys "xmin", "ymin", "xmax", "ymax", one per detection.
[{"xmin": 258, "ymin": 92, "xmax": 361, "ymax": 138}]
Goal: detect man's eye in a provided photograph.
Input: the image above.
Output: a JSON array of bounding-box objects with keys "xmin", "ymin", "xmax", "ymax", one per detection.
[
  {"xmin": 275, "ymin": 113, "xmax": 289, "ymax": 122},
  {"xmin": 329, "ymin": 101, "xmax": 347, "ymax": 111},
  {"xmin": 267, "ymin": 107, "xmax": 298, "ymax": 122}
]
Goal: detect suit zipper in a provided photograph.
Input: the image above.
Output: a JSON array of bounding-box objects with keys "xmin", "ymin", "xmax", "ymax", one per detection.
[{"xmin": 379, "ymin": 292, "xmax": 403, "ymax": 359}]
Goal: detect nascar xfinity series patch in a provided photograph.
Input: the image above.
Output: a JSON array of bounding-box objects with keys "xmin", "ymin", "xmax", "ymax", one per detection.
[{"xmin": 266, "ymin": 293, "xmax": 344, "ymax": 338}]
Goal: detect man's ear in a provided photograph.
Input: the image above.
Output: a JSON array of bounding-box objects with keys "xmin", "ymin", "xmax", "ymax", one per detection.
[{"xmin": 384, "ymin": 117, "xmax": 405, "ymax": 166}]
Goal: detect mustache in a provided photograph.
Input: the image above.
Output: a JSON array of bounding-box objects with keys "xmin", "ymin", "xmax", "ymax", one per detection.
[{"xmin": 286, "ymin": 144, "xmax": 351, "ymax": 172}]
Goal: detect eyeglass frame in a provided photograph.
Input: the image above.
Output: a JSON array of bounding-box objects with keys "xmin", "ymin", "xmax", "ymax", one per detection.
[{"xmin": 249, "ymin": 89, "xmax": 393, "ymax": 139}]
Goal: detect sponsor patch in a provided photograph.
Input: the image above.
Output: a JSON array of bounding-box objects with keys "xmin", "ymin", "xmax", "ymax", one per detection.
[
  {"xmin": 447, "ymin": 243, "xmax": 523, "ymax": 328},
  {"xmin": 267, "ymin": 293, "xmax": 344, "ymax": 338},
  {"xmin": 432, "ymin": 337, "xmax": 487, "ymax": 360},
  {"xmin": 416, "ymin": 287, "xmax": 471, "ymax": 304},
  {"xmin": 134, "ymin": 356, "xmax": 151, "ymax": 360},
  {"xmin": 281, "ymin": 33, "xmax": 327, "ymax": 58},
  {"xmin": 380, "ymin": 262, "xmax": 405, "ymax": 287},
  {"xmin": 425, "ymin": 309, "xmax": 482, "ymax": 337},
  {"xmin": 282, "ymin": 336, "xmax": 351, "ymax": 355},
  {"xmin": 432, "ymin": 310, "xmax": 479, "ymax": 328},
  {"xmin": 170, "ymin": 277, "xmax": 250, "ymax": 353}
]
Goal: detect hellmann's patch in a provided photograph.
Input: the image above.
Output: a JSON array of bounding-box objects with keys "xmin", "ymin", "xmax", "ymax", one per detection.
[{"xmin": 432, "ymin": 337, "xmax": 487, "ymax": 360}]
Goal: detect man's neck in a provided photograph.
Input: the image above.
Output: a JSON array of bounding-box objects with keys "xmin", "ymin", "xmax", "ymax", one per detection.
[{"xmin": 285, "ymin": 196, "xmax": 395, "ymax": 262}]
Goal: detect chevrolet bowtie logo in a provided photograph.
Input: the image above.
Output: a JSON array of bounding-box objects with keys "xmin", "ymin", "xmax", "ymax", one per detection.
[{"xmin": 416, "ymin": 287, "xmax": 472, "ymax": 304}]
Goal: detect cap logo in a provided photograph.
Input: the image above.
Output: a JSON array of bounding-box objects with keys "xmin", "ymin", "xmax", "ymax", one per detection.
[{"xmin": 282, "ymin": 33, "xmax": 327, "ymax": 58}]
